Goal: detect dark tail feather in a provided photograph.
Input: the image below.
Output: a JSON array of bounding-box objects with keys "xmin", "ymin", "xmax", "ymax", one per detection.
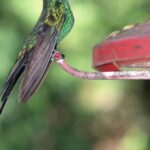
[
  {"xmin": 0, "ymin": 65, "xmax": 25, "ymax": 114},
  {"xmin": 0, "ymin": 53, "xmax": 29, "ymax": 114}
]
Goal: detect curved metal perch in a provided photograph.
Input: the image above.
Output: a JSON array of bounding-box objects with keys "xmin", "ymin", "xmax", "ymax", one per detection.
[{"xmin": 53, "ymin": 51, "xmax": 150, "ymax": 80}]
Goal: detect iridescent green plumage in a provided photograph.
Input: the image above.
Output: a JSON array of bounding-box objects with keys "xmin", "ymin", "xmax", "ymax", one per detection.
[
  {"xmin": 0, "ymin": 0, "xmax": 74, "ymax": 114},
  {"xmin": 19, "ymin": 0, "xmax": 74, "ymax": 59}
]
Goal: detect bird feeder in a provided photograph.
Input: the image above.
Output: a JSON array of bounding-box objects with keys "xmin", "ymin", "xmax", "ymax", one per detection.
[{"xmin": 54, "ymin": 20, "xmax": 150, "ymax": 80}]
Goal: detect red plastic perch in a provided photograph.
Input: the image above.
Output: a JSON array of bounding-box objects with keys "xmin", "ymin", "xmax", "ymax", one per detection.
[{"xmin": 54, "ymin": 20, "xmax": 150, "ymax": 80}]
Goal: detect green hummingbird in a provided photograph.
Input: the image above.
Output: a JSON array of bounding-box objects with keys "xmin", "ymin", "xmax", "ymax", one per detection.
[{"xmin": 0, "ymin": 0, "xmax": 74, "ymax": 114}]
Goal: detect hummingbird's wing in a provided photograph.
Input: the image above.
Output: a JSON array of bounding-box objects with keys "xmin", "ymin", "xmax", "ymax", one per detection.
[
  {"xmin": 0, "ymin": 27, "xmax": 59, "ymax": 113},
  {"xmin": 20, "ymin": 28, "xmax": 58, "ymax": 102}
]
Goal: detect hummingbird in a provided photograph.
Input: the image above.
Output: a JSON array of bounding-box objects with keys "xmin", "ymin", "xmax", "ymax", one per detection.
[{"xmin": 0, "ymin": 0, "xmax": 74, "ymax": 114}]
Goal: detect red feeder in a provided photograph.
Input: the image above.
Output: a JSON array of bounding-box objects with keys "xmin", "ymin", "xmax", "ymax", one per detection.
[
  {"xmin": 93, "ymin": 21, "xmax": 150, "ymax": 72},
  {"xmin": 54, "ymin": 20, "xmax": 150, "ymax": 80}
]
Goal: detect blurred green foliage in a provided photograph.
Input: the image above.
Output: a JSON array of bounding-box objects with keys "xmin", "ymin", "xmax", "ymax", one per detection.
[{"xmin": 0, "ymin": 0, "xmax": 150, "ymax": 150}]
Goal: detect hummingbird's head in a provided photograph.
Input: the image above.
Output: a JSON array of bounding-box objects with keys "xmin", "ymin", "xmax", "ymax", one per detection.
[
  {"xmin": 56, "ymin": 0, "xmax": 71, "ymax": 8},
  {"xmin": 43, "ymin": 0, "xmax": 69, "ymax": 7}
]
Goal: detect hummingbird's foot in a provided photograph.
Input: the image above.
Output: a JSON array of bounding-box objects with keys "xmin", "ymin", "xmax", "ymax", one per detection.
[{"xmin": 52, "ymin": 50, "xmax": 65, "ymax": 61}]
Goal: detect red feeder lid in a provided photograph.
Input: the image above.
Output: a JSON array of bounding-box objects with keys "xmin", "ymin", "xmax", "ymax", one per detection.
[{"xmin": 93, "ymin": 21, "xmax": 150, "ymax": 72}]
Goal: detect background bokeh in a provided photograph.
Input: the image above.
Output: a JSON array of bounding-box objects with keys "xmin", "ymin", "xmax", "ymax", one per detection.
[{"xmin": 0, "ymin": 0, "xmax": 150, "ymax": 150}]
